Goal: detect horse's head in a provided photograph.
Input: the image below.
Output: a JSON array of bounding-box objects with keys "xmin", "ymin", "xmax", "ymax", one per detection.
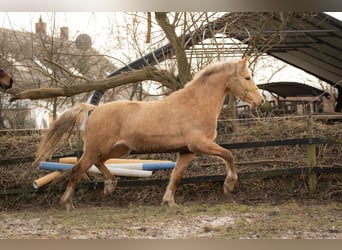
[
  {"xmin": 0, "ymin": 68, "xmax": 14, "ymax": 90},
  {"xmin": 228, "ymin": 57, "xmax": 264, "ymax": 108}
]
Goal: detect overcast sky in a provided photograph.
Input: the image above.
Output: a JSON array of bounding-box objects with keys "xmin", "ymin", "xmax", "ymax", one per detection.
[{"xmin": 1, "ymin": 12, "xmax": 341, "ymax": 57}]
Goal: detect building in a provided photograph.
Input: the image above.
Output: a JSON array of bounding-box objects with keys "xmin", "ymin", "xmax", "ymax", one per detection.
[{"xmin": 0, "ymin": 17, "xmax": 117, "ymax": 129}]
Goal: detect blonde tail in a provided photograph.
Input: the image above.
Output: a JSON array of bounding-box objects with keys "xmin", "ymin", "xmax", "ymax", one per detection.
[{"xmin": 33, "ymin": 103, "xmax": 95, "ymax": 166}]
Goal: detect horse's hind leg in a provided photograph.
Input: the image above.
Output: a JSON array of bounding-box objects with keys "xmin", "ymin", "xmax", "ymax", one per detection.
[
  {"xmin": 95, "ymin": 142, "xmax": 131, "ymax": 196},
  {"xmin": 60, "ymin": 154, "xmax": 94, "ymax": 212},
  {"xmin": 162, "ymin": 152, "xmax": 194, "ymax": 207},
  {"xmin": 95, "ymin": 162, "xmax": 117, "ymax": 196},
  {"xmin": 189, "ymin": 139, "xmax": 237, "ymax": 195}
]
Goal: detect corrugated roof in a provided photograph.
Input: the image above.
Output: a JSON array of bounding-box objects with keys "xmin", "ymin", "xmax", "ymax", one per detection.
[{"xmin": 224, "ymin": 12, "xmax": 342, "ymax": 87}]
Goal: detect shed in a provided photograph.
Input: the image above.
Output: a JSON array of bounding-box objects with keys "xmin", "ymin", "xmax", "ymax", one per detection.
[
  {"xmin": 257, "ymin": 82, "xmax": 334, "ymax": 114},
  {"xmin": 257, "ymin": 82, "xmax": 330, "ymax": 98}
]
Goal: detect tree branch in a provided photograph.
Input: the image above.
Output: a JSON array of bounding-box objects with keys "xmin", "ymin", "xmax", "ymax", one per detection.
[
  {"xmin": 44, "ymin": 58, "xmax": 91, "ymax": 82},
  {"xmin": 9, "ymin": 67, "xmax": 178, "ymax": 102}
]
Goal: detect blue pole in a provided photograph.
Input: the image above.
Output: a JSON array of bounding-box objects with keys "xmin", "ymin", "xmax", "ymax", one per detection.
[{"xmin": 39, "ymin": 161, "xmax": 176, "ymax": 171}]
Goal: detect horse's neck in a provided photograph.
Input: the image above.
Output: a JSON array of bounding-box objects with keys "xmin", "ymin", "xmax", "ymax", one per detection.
[{"xmin": 182, "ymin": 77, "xmax": 228, "ymax": 116}]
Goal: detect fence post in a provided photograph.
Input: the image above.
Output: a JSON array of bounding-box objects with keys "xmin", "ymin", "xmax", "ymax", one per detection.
[{"xmin": 307, "ymin": 114, "xmax": 317, "ymax": 193}]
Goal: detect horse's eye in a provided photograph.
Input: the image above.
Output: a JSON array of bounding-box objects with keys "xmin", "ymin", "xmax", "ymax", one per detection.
[{"xmin": 245, "ymin": 77, "xmax": 251, "ymax": 80}]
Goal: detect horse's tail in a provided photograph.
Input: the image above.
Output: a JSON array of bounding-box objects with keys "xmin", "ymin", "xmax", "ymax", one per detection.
[{"xmin": 33, "ymin": 103, "xmax": 96, "ymax": 167}]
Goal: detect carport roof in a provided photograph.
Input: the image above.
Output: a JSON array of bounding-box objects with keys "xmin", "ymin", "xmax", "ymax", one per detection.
[
  {"xmin": 226, "ymin": 12, "xmax": 342, "ymax": 88},
  {"xmin": 117, "ymin": 12, "xmax": 342, "ymax": 88},
  {"xmin": 272, "ymin": 13, "xmax": 342, "ymax": 88},
  {"xmin": 257, "ymin": 81, "xmax": 330, "ymax": 98}
]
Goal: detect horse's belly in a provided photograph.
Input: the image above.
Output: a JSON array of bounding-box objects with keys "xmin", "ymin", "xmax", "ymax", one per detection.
[{"xmin": 127, "ymin": 133, "xmax": 187, "ymax": 153}]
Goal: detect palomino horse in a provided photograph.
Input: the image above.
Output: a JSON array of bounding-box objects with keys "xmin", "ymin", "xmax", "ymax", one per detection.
[
  {"xmin": 34, "ymin": 57, "xmax": 264, "ymax": 212},
  {"xmin": 0, "ymin": 68, "xmax": 13, "ymax": 90}
]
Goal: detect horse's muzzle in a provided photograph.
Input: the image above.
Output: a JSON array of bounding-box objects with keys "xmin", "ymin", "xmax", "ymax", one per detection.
[{"xmin": 251, "ymin": 97, "xmax": 265, "ymax": 109}]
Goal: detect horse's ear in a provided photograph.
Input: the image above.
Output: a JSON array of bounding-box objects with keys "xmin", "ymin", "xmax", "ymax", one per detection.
[
  {"xmin": 241, "ymin": 56, "xmax": 249, "ymax": 65},
  {"xmin": 239, "ymin": 56, "xmax": 249, "ymax": 68}
]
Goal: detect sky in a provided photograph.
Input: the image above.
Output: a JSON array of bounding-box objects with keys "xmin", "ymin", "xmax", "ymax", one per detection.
[
  {"xmin": 0, "ymin": 12, "xmax": 341, "ymax": 89},
  {"xmin": 0, "ymin": 12, "xmax": 130, "ymax": 64}
]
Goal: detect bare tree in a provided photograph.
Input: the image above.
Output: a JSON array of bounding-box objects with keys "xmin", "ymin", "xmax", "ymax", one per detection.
[{"xmin": 2, "ymin": 12, "xmax": 302, "ymax": 106}]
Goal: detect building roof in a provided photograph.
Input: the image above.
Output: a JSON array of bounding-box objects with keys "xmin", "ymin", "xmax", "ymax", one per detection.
[{"xmin": 257, "ymin": 81, "xmax": 330, "ymax": 98}]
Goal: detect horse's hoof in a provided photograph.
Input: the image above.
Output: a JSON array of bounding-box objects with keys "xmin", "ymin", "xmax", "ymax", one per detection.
[
  {"xmin": 104, "ymin": 184, "xmax": 115, "ymax": 196},
  {"xmin": 65, "ymin": 202, "xmax": 76, "ymax": 213},
  {"xmin": 103, "ymin": 180, "xmax": 117, "ymax": 196},
  {"xmin": 161, "ymin": 199, "xmax": 179, "ymax": 208},
  {"xmin": 61, "ymin": 198, "xmax": 75, "ymax": 213},
  {"xmin": 224, "ymin": 192, "xmax": 236, "ymax": 203},
  {"xmin": 223, "ymin": 180, "xmax": 237, "ymax": 195},
  {"xmin": 223, "ymin": 174, "xmax": 238, "ymax": 195}
]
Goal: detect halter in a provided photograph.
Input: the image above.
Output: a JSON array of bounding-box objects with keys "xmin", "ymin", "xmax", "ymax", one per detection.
[{"xmin": 231, "ymin": 64, "xmax": 259, "ymax": 102}]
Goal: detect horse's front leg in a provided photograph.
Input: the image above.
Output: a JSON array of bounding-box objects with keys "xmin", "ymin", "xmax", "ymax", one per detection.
[
  {"xmin": 162, "ymin": 152, "xmax": 194, "ymax": 207},
  {"xmin": 189, "ymin": 138, "xmax": 238, "ymax": 195},
  {"xmin": 223, "ymin": 162, "xmax": 238, "ymax": 195}
]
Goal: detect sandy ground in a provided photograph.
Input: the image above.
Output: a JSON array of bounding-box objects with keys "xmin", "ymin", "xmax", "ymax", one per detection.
[{"xmin": 1, "ymin": 201, "xmax": 341, "ymax": 239}]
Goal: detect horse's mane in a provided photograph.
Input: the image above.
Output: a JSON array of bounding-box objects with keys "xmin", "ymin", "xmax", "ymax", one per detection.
[{"xmin": 184, "ymin": 61, "xmax": 233, "ymax": 88}]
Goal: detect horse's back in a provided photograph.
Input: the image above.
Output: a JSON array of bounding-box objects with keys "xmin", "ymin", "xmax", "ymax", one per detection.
[{"xmin": 93, "ymin": 99, "xmax": 178, "ymax": 122}]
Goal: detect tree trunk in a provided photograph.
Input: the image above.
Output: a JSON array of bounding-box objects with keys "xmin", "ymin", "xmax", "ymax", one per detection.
[{"xmin": 155, "ymin": 12, "xmax": 192, "ymax": 86}]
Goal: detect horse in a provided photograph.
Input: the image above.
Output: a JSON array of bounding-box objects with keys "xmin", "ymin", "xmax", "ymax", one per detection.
[
  {"xmin": 34, "ymin": 56, "xmax": 264, "ymax": 212},
  {"xmin": 0, "ymin": 68, "xmax": 14, "ymax": 90}
]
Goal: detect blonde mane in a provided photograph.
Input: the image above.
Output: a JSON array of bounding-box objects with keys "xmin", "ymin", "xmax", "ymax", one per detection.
[{"xmin": 184, "ymin": 61, "xmax": 233, "ymax": 88}]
